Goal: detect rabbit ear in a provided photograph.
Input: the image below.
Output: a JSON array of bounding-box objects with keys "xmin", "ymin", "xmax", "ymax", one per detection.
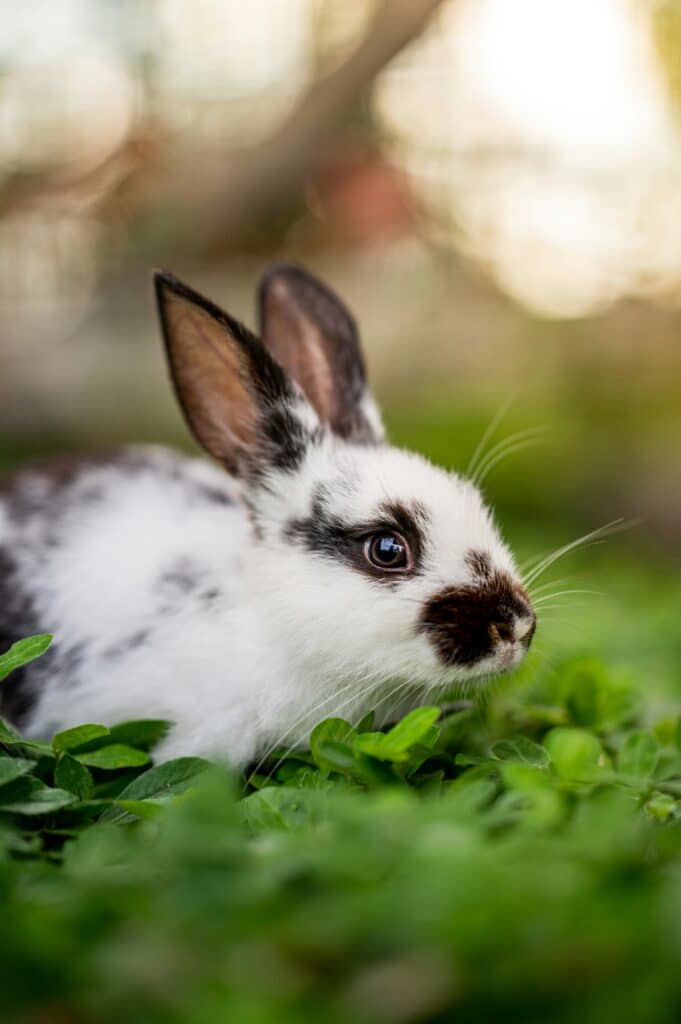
[
  {"xmin": 257, "ymin": 263, "xmax": 384, "ymax": 444},
  {"xmin": 154, "ymin": 271, "xmax": 317, "ymax": 478}
]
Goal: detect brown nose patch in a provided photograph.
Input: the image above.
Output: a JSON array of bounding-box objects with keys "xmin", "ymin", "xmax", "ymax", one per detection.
[{"xmin": 419, "ymin": 556, "xmax": 535, "ymax": 668}]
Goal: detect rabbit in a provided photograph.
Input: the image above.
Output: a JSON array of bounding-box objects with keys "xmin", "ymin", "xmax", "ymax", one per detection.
[{"xmin": 0, "ymin": 264, "xmax": 536, "ymax": 764}]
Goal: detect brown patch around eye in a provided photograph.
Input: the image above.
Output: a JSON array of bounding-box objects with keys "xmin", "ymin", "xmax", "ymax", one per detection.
[{"xmin": 284, "ymin": 491, "xmax": 426, "ymax": 584}]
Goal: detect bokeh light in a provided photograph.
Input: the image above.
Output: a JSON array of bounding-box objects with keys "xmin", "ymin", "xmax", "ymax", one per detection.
[{"xmin": 376, "ymin": 0, "xmax": 681, "ymax": 317}]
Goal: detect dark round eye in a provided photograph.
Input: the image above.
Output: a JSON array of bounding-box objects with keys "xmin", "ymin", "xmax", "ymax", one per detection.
[{"xmin": 364, "ymin": 532, "xmax": 411, "ymax": 572}]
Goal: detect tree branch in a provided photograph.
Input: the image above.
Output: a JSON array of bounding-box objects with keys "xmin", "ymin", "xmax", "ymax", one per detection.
[{"xmin": 174, "ymin": 0, "xmax": 447, "ymax": 247}]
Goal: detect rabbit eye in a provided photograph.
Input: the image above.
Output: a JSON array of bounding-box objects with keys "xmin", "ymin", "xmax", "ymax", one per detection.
[{"xmin": 364, "ymin": 532, "xmax": 411, "ymax": 572}]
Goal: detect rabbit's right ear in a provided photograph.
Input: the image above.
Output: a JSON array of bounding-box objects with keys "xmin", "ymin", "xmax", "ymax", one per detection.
[
  {"xmin": 154, "ymin": 272, "xmax": 317, "ymax": 478},
  {"xmin": 258, "ymin": 264, "xmax": 384, "ymax": 444}
]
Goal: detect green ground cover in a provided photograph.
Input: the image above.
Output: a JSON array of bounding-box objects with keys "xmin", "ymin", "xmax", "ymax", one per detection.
[
  {"xmin": 0, "ymin": 595, "xmax": 680, "ymax": 1024},
  {"xmin": 1, "ymin": 394, "xmax": 679, "ymax": 1022}
]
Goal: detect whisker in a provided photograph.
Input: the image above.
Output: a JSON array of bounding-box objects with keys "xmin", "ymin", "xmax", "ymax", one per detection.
[
  {"xmin": 243, "ymin": 675, "xmax": 372, "ymax": 790},
  {"xmin": 527, "ymin": 576, "xmax": 576, "ymax": 598},
  {"xmin": 467, "ymin": 394, "xmax": 516, "ymax": 479},
  {"xmin": 532, "ymin": 589, "xmax": 603, "ymax": 605},
  {"xmin": 471, "ymin": 426, "xmax": 550, "ymax": 486},
  {"xmin": 255, "ymin": 671, "xmax": 413, "ymax": 789},
  {"xmin": 522, "ymin": 519, "xmax": 631, "ymax": 589},
  {"xmin": 474, "ymin": 434, "xmax": 551, "ymax": 487}
]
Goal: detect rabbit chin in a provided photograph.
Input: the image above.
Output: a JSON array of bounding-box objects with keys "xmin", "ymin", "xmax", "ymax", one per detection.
[
  {"xmin": 400, "ymin": 639, "xmax": 530, "ymax": 705},
  {"xmin": 460, "ymin": 643, "xmax": 530, "ymax": 682}
]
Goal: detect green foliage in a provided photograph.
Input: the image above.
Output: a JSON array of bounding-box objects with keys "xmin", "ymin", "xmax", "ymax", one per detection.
[
  {"xmin": 0, "ymin": 633, "xmax": 52, "ymax": 681},
  {"xmin": 0, "ymin": 642, "xmax": 680, "ymax": 1023}
]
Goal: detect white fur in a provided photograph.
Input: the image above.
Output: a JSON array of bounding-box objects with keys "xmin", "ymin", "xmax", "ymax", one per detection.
[
  {"xmin": 1, "ymin": 435, "xmax": 527, "ymax": 765},
  {"xmin": 0, "ymin": 268, "xmax": 533, "ymax": 764}
]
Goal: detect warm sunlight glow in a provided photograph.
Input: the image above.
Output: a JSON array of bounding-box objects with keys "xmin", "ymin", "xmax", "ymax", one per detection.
[{"xmin": 376, "ymin": 0, "xmax": 681, "ymax": 317}]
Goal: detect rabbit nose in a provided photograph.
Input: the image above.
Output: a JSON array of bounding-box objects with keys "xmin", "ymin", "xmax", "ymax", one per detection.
[
  {"xmin": 490, "ymin": 590, "xmax": 536, "ymax": 647},
  {"xmin": 419, "ymin": 577, "xmax": 536, "ymax": 669}
]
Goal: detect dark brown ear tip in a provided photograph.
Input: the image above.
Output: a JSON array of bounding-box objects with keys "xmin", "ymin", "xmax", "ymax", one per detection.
[
  {"xmin": 258, "ymin": 261, "xmax": 346, "ymax": 303},
  {"xmin": 257, "ymin": 262, "xmax": 308, "ymax": 310},
  {"xmin": 153, "ymin": 269, "xmax": 205, "ymax": 309},
  {"xmin": 257, "ymin": 261, "xmax": 357, "ymax": 334},
  {"xmin": 259, "ymin": 261, "xmax": 310, "ymax": 287}
]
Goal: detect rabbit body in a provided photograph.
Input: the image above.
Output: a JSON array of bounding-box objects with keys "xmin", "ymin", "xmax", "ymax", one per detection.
[
  {"xmin": 0, "ymin": 266, "xmax": 536, "ymax": 764},
  {"xmin": 1, "ymin": 448, "xmax": 275, "ymax": 761}
]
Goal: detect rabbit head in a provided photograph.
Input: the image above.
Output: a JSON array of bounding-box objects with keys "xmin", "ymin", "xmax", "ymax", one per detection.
[{"xmin": 155, "ymin": 265, "xmax": 535, "ymax": 702}]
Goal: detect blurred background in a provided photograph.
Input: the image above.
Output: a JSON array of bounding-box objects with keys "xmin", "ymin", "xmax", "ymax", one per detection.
[{"xmin": 1, "ymin": 0, "xmax": 679, "ymax": 695}]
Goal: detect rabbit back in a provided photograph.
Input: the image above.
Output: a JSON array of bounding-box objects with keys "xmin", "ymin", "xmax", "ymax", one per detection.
[{"xmin": 0, "ymin": 446, "xmax": 248, "ymax": 738}]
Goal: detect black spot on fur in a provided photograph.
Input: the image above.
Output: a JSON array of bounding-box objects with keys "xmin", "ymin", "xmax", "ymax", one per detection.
[
  {"xmin": 158, "ymin": 559, "xmax": 204, "ymax": 596},
  {"xmin": 0, "ymin": 547, "xmax": 41, "ymax": 723},
  {"xmin": 285, "ymin": 489, "xmax": 426, "ymax": 583},
  {"xmin": 0, "ymin": 447, "xmax": 236, "ymax": 724},
  {"xmin": 258, "ymin": 403, "xmax": 318, "ymax": 475},
  {"xmin": 0, "ymin": 452, "xmax": 113, "ymax": 529},
  {"xmin": 104, "ymin": 631, "xmax": 150, "ymax": 660},
  {"xmin": 195, "ymin": 484, "xmax": 233, "ymax": 507},
  {"xmin": 466, "ymin": 549, "xmax": 493, "ymax": 581},
  {"xmin": 156, "ymin": 557, "xmax": 224, "ymax": 614},
  {"xmin": 420, "ymin": 572, "xmax": 535, "ymax": 667},
  {"xmin": 54, "ymin": 643, "xmax": 87, "ymax": 686}
]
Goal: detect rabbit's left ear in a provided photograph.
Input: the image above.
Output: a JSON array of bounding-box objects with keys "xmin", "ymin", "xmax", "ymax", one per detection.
[
  {"xmin": 154, "ymin": 271, "xmax": 319, "ymax": 479},
  {"xmin": 258, "ymin": 264, "xmax": 384, "ymax": 444}
]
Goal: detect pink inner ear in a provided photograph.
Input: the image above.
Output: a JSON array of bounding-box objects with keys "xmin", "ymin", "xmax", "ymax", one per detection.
[
  {"xmin": 262, "ymin": 280, "xmax": 338, "ymax": 427},
  {"xmin": 164, "ymin": 294, "xmax": 260, "ymax": 468}
]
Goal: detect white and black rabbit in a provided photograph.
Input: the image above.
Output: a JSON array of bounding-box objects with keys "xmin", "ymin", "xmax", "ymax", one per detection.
[{"xmin": 0, "ymin": 265, "xmax": 535, "ymax": 763}]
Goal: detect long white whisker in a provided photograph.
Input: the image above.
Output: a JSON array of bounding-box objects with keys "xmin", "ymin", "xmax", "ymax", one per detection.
[
  {"xmin": 467, "ymin": 394, "xmax": 516, "ymax": 479},
  {"xmin": 475, "ymin": 434, "xmax": 550, "ymax": 487},
  {"xmin": 244, "ymin": 675, "xmax": 372, "ymax": 789},
  {"xmin": 533, "ymin": 589, "xmax": 603, "ymax": 605},
  {"xmin": 523, "ymin": 519, "xmax": 629, "ymax": 589},
  {"xmin": 471, "ymin": 426, "xmax": 549, "ymax": 486},
  {"xmin": 527, "ymin": 576, "xmax": 575, "ymax": 598},
  {"xmin": 258, "ymin": 673, "xmax": 422, "ymax": 788}
]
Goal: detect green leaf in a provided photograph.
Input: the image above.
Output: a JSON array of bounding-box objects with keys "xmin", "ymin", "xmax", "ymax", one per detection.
[
  {"xmin": 54, "ymin": 754, "xmax": 94, "ymax": 799},
  {"xmin": 382, "ymin": 707, "xmax": 441, "ymax": 752},
  {"xmin": 492, "ymin": 736, "xmax": 550, "ymax": 768},
  {"xmin": 355, "ymin": 707, "xmax": 440, "ymax": 763},
  {"xmin": 501, "ymin": 761, "xmax": 552, "ymax": 791},
  {"xmin": 556, "ymin": 658, "xmax": 636, "ymax": 732},
  {"xmin": 2, "ymin": 740, "xmax": 56, "ymax": 765},
  {"xmin": 0, "ymin": 634, "xmax": 52, "ymax": 682},
  {"xmin": 310, "ymin": 718, "xmax": 357, "ymax": 773},
  {"xmin": 52, "ymin": 724, "xmax": 110, "ymax": 753},
  {"xmin": 240, "ymin": 787, "xmax": 316, "ymax": 832},
  {"xmin": 314, "ymin": 740, "xmax": 357, "ymax": 774},
  {"xmin": 106, "ymin": 720, "xmax": 171, "ymax": 750},
  {"xmin": 0, "ymin": 717, "xmax": 22, "ymax": 743},
  {"xmin": 356, "ymin": 710, "xmax": 375, "ymax": 733},
  {"xmin": 0, "ymin": 756, "xmax": 36, "ymax": 788},
  {"xmin": 0, "ymin": 778, "xmax": 76, "ymax": 815},
  {"xmin": 617, "ymin": 731, "xmax": 659, "ymax": 782},
  {"xmin": 115, "ymin": 799, "xmax": 165, "ymax": 820},
  {"xmin": 645, "ymin": 791, "xmax": 677, "ymax": 822},
  {"xmin": 100, "ymin": 757, "xmax": 211, "ymax": 822},
  {"xmin": 454, "ymin": 753, "xmax": 488, "ymax": 767},
  {"xmin": 75, "ymin": 745, "xmax": 150, "ymax": 770},
  {"xmin": 545, "ymin": 728, "xmax": 604, "ymax": 782}
]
